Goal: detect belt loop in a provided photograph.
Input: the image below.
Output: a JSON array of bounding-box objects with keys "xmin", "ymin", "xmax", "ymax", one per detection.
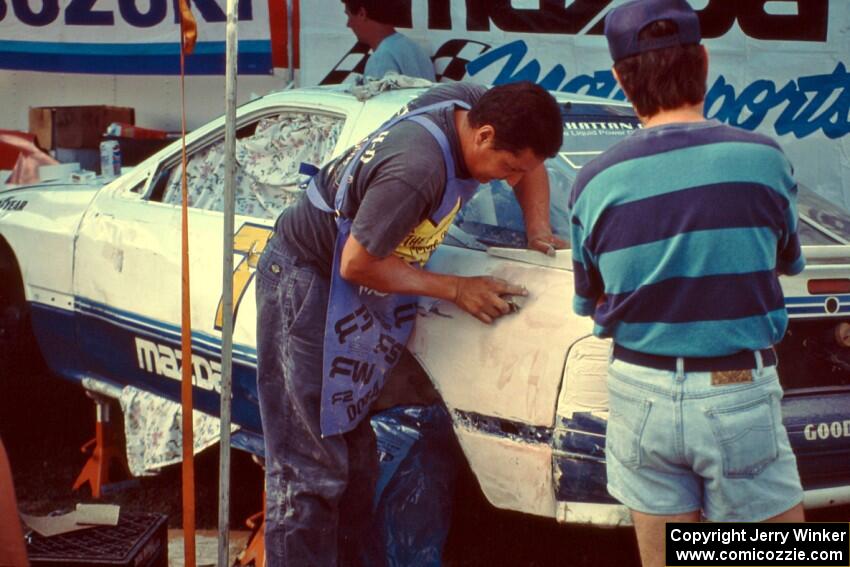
[
  {"xmin": 675, "ymin": 357, "xmax": 685, "ymax": 380},
  {"xmin": 755, "ymin": 349, "xmax": 764, "ymax": 375}
]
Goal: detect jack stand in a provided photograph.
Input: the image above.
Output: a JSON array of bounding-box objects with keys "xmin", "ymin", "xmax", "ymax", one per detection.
[
  {"xmin": 237, "ymin": 492, "xmax": 265, "ymax": 566},
  {"xmin": 72, "ymin": 393, "xmax": 130, "ymax": 498}
]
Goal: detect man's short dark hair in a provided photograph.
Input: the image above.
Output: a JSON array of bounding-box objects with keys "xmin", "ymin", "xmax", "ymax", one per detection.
[
  {"xmin": 341, "ymin": 0, "xmax": 403, "ymax": 25},
  {"xmin": 613, "ymin": 20, "xmax": 707, "ymax": 119},
  {"xmin": 468, "ymin": 82, "xmax": 563, "ymax": 159}
]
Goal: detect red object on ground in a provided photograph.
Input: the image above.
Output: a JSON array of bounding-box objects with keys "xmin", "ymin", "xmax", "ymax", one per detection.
[{"xmin": 72, "ymin": 396, "xmax": 130, "ymax": 498}]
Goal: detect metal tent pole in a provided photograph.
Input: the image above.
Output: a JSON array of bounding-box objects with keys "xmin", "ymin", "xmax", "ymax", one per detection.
[
  {"xmin": 218, "ymin": 0, "xmax": 238, "ymax": 564},
  {"xmin": 287, "ymin": 0, "xmax": 296, "ymax": 85}
]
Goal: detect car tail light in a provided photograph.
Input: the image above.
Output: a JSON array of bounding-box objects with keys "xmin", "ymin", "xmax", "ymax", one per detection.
[{"xmin": 807, "ymin": 279, "xmax": 850, "ymax": 295}]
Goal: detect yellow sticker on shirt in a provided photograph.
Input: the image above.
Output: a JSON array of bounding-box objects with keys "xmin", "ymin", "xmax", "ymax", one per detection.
[{"xmin": 394, "ymin": 198, "xmax": 462, "ymax": 265}]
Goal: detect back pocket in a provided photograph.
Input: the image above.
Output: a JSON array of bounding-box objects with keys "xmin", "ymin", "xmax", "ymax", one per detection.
[
  {"xmin": 607, "ymin": 388, "xmax": 652, "ymax": 469},
  {"xmin": 706, "ymin": 395, "xmax": 779, "ymax": 478}
]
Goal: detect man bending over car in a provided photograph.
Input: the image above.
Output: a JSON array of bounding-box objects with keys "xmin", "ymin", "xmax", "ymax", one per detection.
[{"xmin": 256, "ymin": 81, "xmax": 563, "ymax": 566}]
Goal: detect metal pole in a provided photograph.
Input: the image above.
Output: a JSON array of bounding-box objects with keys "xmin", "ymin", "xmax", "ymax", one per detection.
[
  {"xmin": 287, "ymin": 0, "xmax": 294, "ymax": 85},
  {"xmin": 218, "ymin": 0, "xmax": 238, "ymax": 564}
]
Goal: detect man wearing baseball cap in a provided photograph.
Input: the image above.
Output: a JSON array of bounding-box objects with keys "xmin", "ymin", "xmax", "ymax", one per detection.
[{"xmin": 569, "ymin": 1, "xmax": 805, "ymax": 564}]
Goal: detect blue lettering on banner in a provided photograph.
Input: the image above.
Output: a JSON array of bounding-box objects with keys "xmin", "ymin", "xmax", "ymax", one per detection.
[
  {"xmin": 0, "ymin": 0, "xmax": 268, "ymax": 74},
  {"xmin": 11, "ymin": 0, "xmax": 60, "ymax": 27},
  {"xmin": 707, "ymin": 63, "xmax": 850, "ymax": 140},
  {"xmin": 66, "ymin": 0, "xmax": 114, "ymax": 26},
  {"xmin": 120, "ymin": 0, "xmax": 167, "ymax": 28},
  {"xmin": 0, "ymin": 0, "xmax": 253, "ymax": 25},
  {"xmin": 466, "ymin": 40, "xmax": 625, "ymax": 99},
  {"xmin": 466, "ymin": 40, "xmax": 850, "ymax": 140}
]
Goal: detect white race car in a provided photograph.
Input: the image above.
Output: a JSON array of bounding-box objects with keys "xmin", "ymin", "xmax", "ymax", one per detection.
[{"xmin": 2, "ymin": 84, "xmax": 849, "ymax": 525}]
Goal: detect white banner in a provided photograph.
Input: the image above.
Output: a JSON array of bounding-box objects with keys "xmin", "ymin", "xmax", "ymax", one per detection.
[
  {"xmin": 301, "ymin": 0, "xmax": 850, "ymax": 209},
  {"xmin": 0, "ymin": 0, "xmax": 286, "ymax": 75}
]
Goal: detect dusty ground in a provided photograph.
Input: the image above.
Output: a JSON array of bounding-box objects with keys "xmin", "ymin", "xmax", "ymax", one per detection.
[{"xmin": 2, "ymin": 354, "xmax": 847, "ymax": 566}]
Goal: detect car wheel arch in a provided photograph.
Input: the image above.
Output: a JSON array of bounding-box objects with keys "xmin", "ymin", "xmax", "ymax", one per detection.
[{"xmin": 0, "ymin": 236, "xmax": 40, "ymax": 368}]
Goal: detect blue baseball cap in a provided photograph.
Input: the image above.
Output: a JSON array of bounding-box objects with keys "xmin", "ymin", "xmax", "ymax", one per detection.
[{"xmin": 604, "ymin": 0, "xmax": 701, "ymax": 62}]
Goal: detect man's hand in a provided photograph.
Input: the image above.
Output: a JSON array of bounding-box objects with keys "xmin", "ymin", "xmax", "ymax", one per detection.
[
  {"xmin": 452, "ymin": 276, "xmax": 528, "ymax": 324},
  {"xmin": 512, "ymin": 164, "xmax": 567, "ymax": 257},
  {"xmin": 528, "ymin": 231, "xmax": 568, "ymax": 257}
]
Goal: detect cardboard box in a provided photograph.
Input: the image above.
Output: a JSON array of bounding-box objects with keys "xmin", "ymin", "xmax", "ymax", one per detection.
[{"xmin": 29, "ymin": 105, "xmax": 135, "ymax": 150}]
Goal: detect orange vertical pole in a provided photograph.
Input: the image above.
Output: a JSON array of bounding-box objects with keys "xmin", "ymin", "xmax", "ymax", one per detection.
[{"xmin": 177, "ymin": 1, "xmax": 198, "ymax": 565}]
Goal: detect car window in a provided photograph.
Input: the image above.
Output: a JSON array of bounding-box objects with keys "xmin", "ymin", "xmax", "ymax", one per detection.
[
  {"xmin": 153, "ymin": 111, "xmax": 345, "ymax": 219},
  {"xmin": 451, "ymin": 107, "xmax": 640, "ymax": 250},
  {"xmin": 797, "ymin": 186, "xmax": 850, "ymax": 245}
]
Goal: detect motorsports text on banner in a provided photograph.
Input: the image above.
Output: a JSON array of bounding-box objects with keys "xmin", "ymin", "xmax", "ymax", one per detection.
[
  {"xmin": 666, "ymin": 523, "xmax": 850, "ymax": 567},
  {"xmin": 300, "ymin": 0, "xmax": 850, "ymax": 213},
  {"xmin": 0, "ymin": 0, "xmax": 282, "ymax": 74}
]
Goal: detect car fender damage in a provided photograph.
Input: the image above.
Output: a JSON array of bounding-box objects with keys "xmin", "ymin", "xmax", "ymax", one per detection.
[
  {"xmin": 452, "ymin": 411, "xmax": 558, "ymax": 518},
  {"xmin": 412, "ymin": 245, "xmax": 585, "ymax": 427}
]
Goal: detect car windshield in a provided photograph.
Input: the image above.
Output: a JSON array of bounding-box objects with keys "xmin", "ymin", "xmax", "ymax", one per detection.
[
  {"xmin": 449, "ymin": 105, "xmax": 850, "ymax": 250},
  {"xmin": 450, "ymin": 104, "xmax": 641, "ymax": 249}
]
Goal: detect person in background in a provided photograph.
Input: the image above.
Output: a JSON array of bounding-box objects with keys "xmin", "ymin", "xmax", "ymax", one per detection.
[
  {"xmin": 569, "ymin": 1, "xmax": 805, "ymax": 566},
  {"xmin": 342, "ymin": 0, "xmax": 436, "ymax": 81},
  {"xmin": 0, "ymin": 438, "xmax": 29, "ymax": 567}
]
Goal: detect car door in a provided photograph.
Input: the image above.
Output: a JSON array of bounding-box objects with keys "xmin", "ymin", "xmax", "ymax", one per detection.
[{"xmin": 71, "ymin": 94, "xmax": 360, "ymax": 434}]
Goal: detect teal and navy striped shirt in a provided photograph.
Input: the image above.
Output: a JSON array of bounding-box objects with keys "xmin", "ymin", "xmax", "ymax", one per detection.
[{"xmin": 569, "ymin": 120, "xmax": 805, "ymax": 357}]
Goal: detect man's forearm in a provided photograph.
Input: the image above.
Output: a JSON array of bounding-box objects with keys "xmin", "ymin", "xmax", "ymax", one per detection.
[
  {"xmin": 339, "ymin": 235, "xmax": 527, "ymax": 323},
  {"xmin": 513, "ymin": 163, "xmax": 553, "ymax": 238},
  {"xmin": 341, "ymin": 248, "xmax": 459, "ymax": 300},
  {"xmin": 514, "ymin": 163, "xmax": 568, "ymax": 254}
]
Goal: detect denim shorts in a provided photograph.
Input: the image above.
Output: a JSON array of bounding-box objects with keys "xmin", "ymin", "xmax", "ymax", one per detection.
[{"xmin": 605, "ymin": 355, "xmax": 804, "ymax": 522}]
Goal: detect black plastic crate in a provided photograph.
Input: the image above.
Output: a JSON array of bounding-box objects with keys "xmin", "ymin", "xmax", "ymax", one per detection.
[{"xmin": 27, "ymin": 511, "xmax": 167, "ymax": 567}]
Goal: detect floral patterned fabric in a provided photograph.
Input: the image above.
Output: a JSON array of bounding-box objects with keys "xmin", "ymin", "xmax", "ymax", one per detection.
[
  {"xmin": 119, "ymin": 385, "xmax": 238, "ymax": 476},
  {"xmin": 162, "ymin": 113, "xmax": 344, "ymax": 219}
]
